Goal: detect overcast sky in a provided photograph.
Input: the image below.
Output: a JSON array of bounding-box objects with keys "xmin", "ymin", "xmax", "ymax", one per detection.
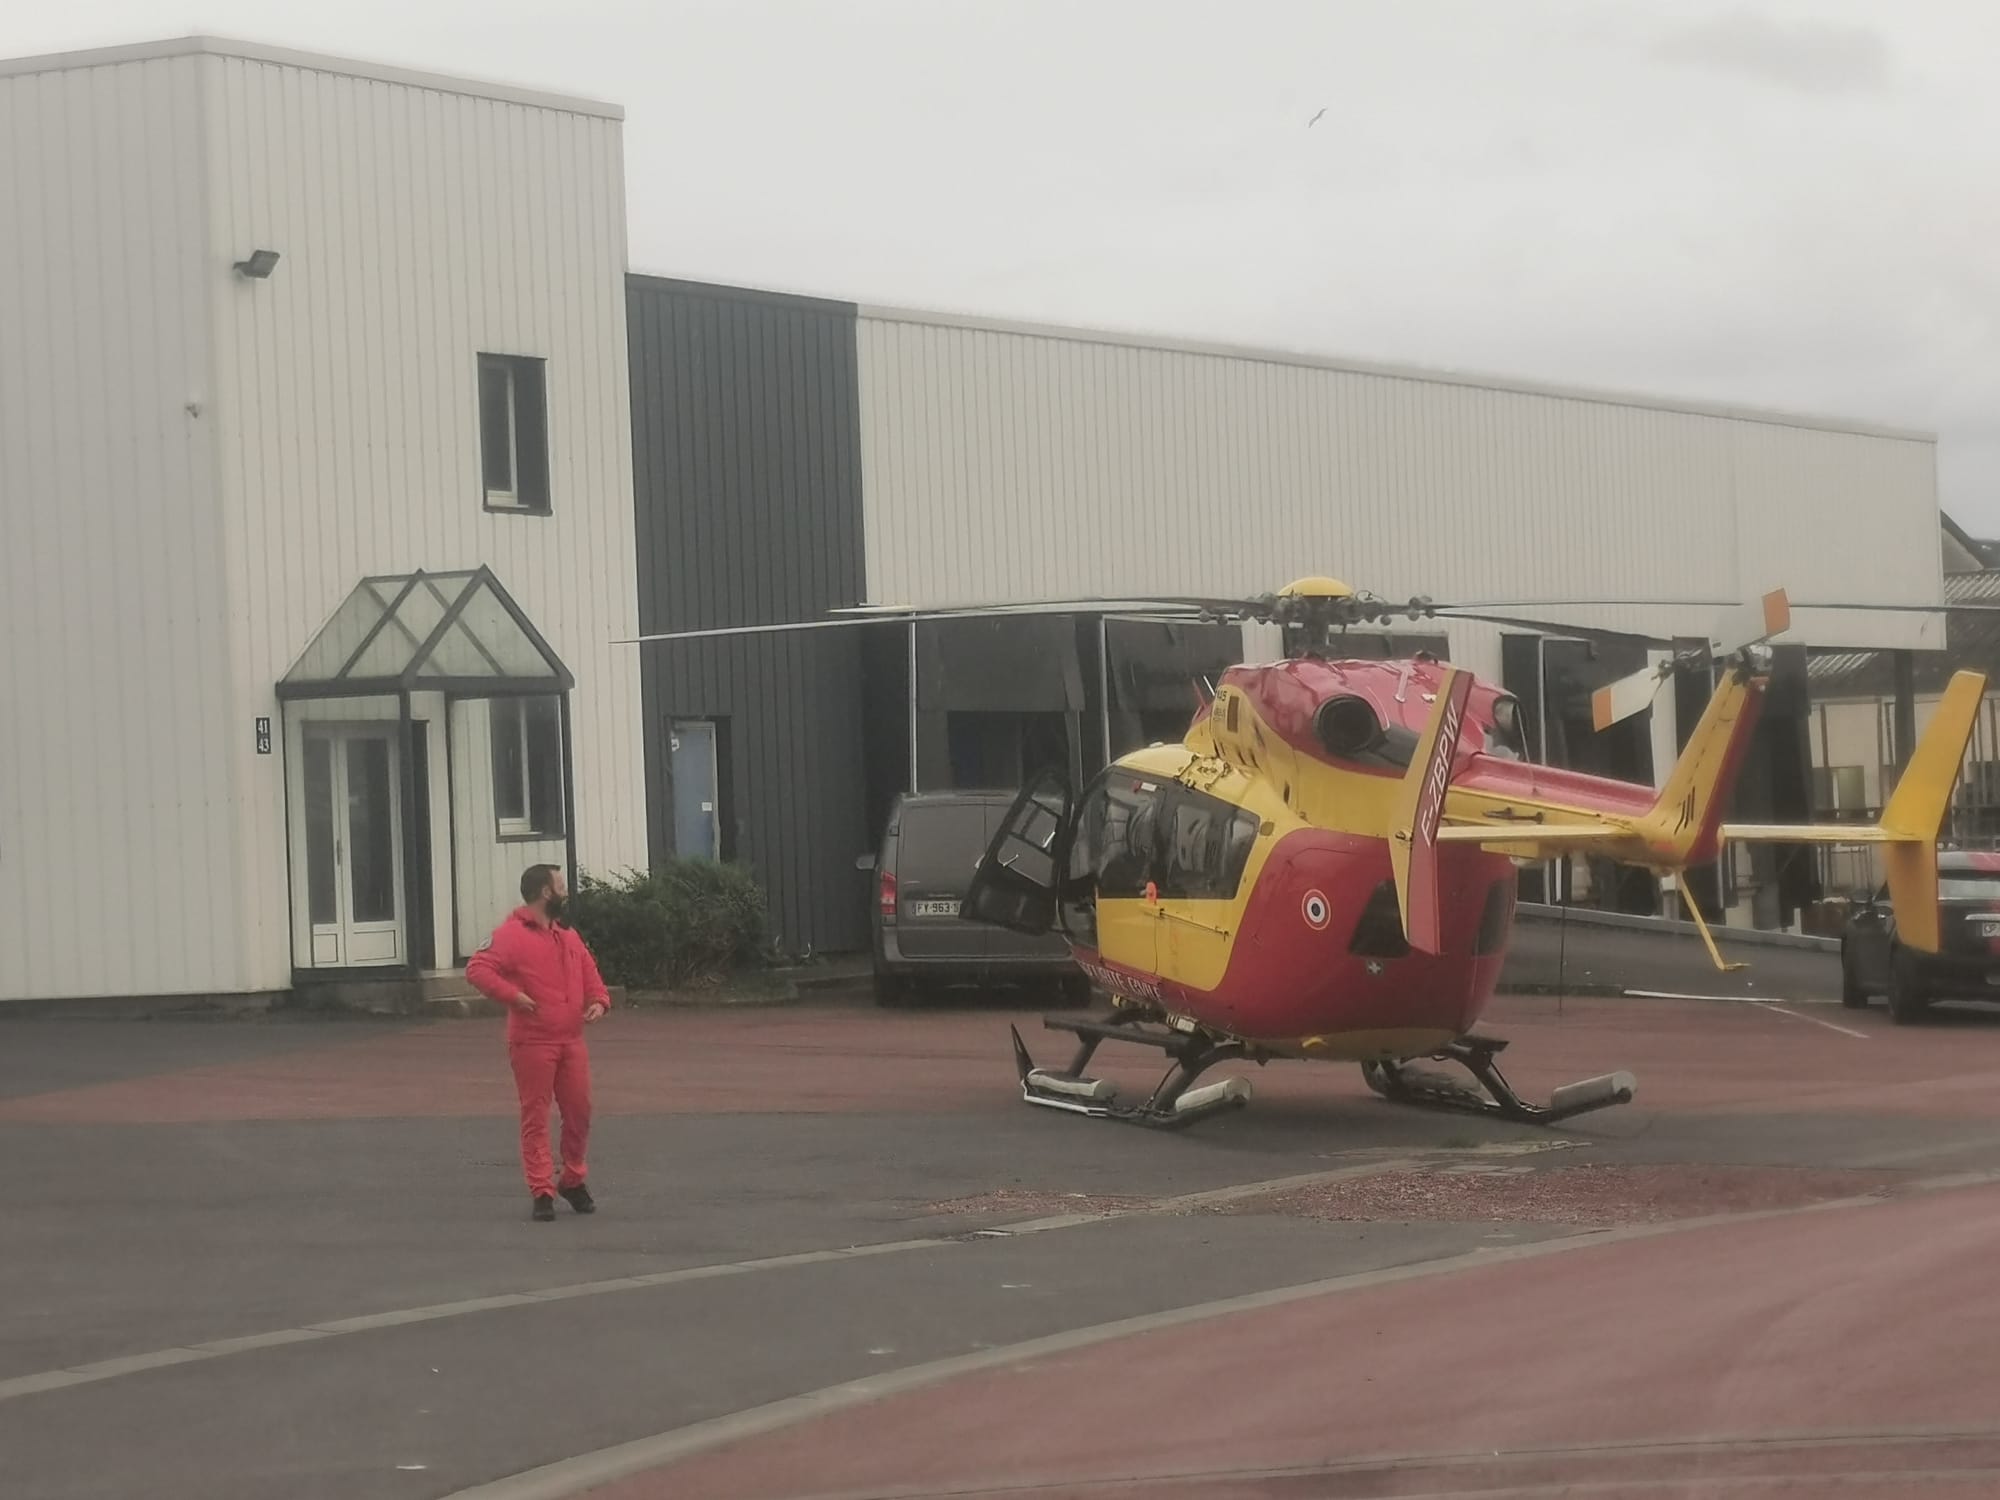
[{"xmin": 11, "ymin": 0, "xmax": 1998, "ymax": 527}]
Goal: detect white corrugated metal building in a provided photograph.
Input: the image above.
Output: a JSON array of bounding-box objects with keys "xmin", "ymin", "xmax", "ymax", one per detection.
[
  {"xmin": 631, "ymin": 277, "xmax": 1948, "ymax": 951},
  {"xmin": 0, "ymin": 37, "xmax": 646, "ymax": 1004},
  {"xmin": 1, "ymin": 37, "xmax": 1955, "ymax": 1000},
  {"xmin": 853, "ymin": 304, "xmax": 1943, "ymax": 669}
]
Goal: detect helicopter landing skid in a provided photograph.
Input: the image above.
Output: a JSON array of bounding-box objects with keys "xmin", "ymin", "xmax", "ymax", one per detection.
[
  {"xmin": 1361, "ymin": 1034, "xmax": 1636, "ymax": 1126},
  {"xmin": 1010, "ymin": 1013, "xmax": 1254, "ymax": 1129}
]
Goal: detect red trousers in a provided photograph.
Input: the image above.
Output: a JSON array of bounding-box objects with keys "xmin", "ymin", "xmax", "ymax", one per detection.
[{"xmin": 508, "ymin": 1039, "xmax": 592, "ymax": 1196}]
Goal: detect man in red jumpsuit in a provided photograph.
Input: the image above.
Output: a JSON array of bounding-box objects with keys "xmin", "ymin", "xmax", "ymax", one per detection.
[{"xmin": 465, "ymin": 864, "xmax": 611, "ymax": 1222}]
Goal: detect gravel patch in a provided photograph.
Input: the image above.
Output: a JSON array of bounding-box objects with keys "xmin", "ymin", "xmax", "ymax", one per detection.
[
  {"xmin": 1204, "ymin": 1164, "xmax": 1911, "ymax": 1227},
  {"xmin": 921, "ymin": 1187, "xmax": 1153, "ymax": 1218}
]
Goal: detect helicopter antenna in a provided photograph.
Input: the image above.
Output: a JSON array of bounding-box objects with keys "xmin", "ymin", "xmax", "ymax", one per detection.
[{"xmin": 1557, "ymin": 861, "xmax": 1570, "ymax": 1018}]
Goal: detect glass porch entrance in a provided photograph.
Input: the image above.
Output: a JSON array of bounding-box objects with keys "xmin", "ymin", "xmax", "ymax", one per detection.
[{"xmin": 277, "ymin": 568, "xmax": 576, "ymax": 976}]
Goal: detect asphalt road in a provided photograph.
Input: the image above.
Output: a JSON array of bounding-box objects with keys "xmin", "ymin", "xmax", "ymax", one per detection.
[{"xmin": 6, "ymin": 986, "xmax": 2000, "ymax": 1499}]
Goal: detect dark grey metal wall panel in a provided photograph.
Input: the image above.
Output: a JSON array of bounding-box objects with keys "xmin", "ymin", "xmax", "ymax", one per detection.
[{"xmin": 628, "ymin": 276, "xmax": 869, "ymax": 954}]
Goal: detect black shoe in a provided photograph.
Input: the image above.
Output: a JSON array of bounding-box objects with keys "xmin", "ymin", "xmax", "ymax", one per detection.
[
  {"xmin": 531, "ymin": 1194, "xmax": 556, "ymax": 1222},
  {"xmin": 559, "ymin": 1183, "xmax": 595, "ymax": 1215}
]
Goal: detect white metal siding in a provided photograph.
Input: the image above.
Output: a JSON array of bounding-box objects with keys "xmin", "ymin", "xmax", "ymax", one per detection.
[
  {"xmin": 450, "ymin": 697, "xmax": 563, "ymax": 954},
  {"xmin": 854, "ymin": 314, "xmax": 1941, "ymax": 656},
  {"xmin": 197, "ymin": 53, "xmax": 646, "ymax": 991},
  {"xmin": 0, "ymin": 56, "xmax": 245, "ymax": 1001},
  {"xmin": 0, "ymin": 42, "xmax": 645, "ymax": 1002}
]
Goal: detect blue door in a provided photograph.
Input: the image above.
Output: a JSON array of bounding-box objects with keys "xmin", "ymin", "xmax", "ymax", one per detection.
[{"xmin": 671, "ymin": 720, "xmax": 720, "ymax": 859}]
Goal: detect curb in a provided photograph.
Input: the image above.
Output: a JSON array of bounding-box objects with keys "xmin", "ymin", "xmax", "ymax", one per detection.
[
  {"xmin": 0, "ymin": 974, "xmax": 1790, "ymax": 1020},
  {"xmin": 1516, "ymin": 902, "xmax": 1839, "ymax": 953}
]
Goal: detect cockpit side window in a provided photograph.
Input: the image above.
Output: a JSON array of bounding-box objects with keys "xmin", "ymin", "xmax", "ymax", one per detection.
[
  {"xmin": 1070, "ymin": 774, "xmax": 1164, "ymax": 902},
  {"xmin": 1069, "ymin": 775, "xmax": 1260, "ymax": 905},
  {"xmin": 1155, "ymin": 787, "xmax": 1262, "ymax": 900}
]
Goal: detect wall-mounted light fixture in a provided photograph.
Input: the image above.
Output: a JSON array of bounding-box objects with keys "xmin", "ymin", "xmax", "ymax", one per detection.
[{"xmin": 232, "ymin": 249, "xmax": 281, "ymax": 279}]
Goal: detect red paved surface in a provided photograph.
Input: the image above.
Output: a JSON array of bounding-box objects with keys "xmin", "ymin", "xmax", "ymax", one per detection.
[
  {"xmin": 594, "ymin": 1184, "xmax": 2000, "ymax": 1500},
  {"xmin": 6, "ymin": 994, "xmax": 2000, "ymax": 1125}
]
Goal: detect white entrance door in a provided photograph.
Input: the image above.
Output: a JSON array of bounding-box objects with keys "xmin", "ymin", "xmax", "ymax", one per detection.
[{"xmin": 302, "ymin": 728, "xmax": 404, "ymax": 966}]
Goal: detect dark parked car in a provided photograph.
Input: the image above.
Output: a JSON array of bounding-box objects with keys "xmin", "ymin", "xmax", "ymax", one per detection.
[
  {"xmin": 1841, "ymin": 851, "xmax": 2000, "ymax": 1023},
  {"xmin": 866, "ymin": 790, "xmax": 1088, "ymax": 1007}
]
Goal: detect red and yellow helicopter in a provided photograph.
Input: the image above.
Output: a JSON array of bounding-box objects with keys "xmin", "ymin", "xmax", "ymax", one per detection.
[{"xmin": 630, "ymin": 577, "xmax": 1987, "ymax": 1129}]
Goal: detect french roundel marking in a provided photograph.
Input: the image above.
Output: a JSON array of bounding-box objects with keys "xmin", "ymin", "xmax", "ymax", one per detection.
[{"xmin": 1301, "ymin": 890, "xmax": 1331, "ymax": 930}]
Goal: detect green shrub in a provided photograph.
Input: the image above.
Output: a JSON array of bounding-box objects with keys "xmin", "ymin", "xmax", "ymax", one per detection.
[{"xmin": 567, "ymin": 860, "xmax": 772, "ymax": 989}]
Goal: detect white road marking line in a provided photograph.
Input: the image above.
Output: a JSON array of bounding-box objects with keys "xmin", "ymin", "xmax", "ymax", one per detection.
[
  {"xmin": 0, "ymin": 1138, "xmax": 1974, "ymax": 1423},
  {"xmin": 1764, "ymin": 1005, "xmax": 1871, "ymax": 1040},
  {"xmin": 0, "ymin": 1240, "xmax": 948, "ymax": 1406},
  {"xmin": 1624, "ymin": 988, "xmax": 1827, "ymax": 1005},
  {"xmin": 435, "ymin": 1174, "xmax": 2000, "ymax": 1500},
  {"xmin": 0, "ymin": 1151, "xmax": 1493, "ymax": 1408},
  {"xmin": 1624, "ymin": 988, "xmax": 1867, "ymax": 1036}
]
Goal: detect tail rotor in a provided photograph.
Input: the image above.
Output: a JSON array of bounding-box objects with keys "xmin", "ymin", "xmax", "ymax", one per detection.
[{"xmin": 1591, "ymin": 589, "xmax": 1792, "ymax": 732}]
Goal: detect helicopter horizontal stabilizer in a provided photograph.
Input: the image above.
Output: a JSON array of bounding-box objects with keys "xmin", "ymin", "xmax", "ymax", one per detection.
[
  {"xmin": 1722, "ymin": 669, "xmax": 1986, "ymax": 954},
  {"xmin": 1389, "ymin": 667, "xmax": 1476, "ymax": 955}
]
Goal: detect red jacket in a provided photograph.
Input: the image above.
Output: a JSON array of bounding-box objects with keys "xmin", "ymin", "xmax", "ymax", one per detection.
[{"xmin": 465, "ymin": 909, "xmax": 611, "ymax": 1044}]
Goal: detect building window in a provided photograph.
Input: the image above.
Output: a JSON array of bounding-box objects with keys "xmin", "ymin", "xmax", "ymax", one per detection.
[
  {"xmin": 1812, "ymin": 765, "xmax": 1868, "ymax": 816},
  {"xmin": 1961, "ymin": 760, "xmax": 2000, "ymax": 807},
  {"xmin": 491, "ymin": 696, "xmax": 564, "ymax": 838},
  {"xmin": 478, "ymin": 354, "xmax": 550, "ymax": 513},
  {"xmin": 944, "ymin": 710, "xmax": 1070, "ymax": 788}
]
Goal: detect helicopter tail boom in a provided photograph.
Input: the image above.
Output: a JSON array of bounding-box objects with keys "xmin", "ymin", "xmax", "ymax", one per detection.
[
  {"xmin": 1627, "ymin": 665, "xmax": 1765, "ymax": 867},
  {"xmin": 1433, "ymin": 664, "xmax": 1765, "ymax": 871}
]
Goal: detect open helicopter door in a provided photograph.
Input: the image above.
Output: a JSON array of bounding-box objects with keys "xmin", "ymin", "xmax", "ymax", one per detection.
[{"xmin": 961, "ymin": 768, "xmax": 1073, "ymax": 936}]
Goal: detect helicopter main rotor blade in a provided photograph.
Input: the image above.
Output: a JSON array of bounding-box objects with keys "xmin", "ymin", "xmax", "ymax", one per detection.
[
  {"xmin": 617, "ymin": 617, "xmax": 894, "ymax": 645},
  {"xmin": 621, "ymin": 587, "xmax": 1985, "ymax": 648},
  {"xmin": 1430, "ymin": 597, "xmax": 1740, "ymax": 613},
  {"xmin": 833, "ymin": 593, "xmax": 1255, "ymax": 617},
  {"xmin": 617, "ymin": 600, "xmax": 1219, "ymax": 646},
  {"xmin": 1422, "ymin": 610, "xmax": 1677, "ymax": 648},
  {"xmin": 1788, "ymin": 599, "xmax": 2000, "ymax": 614},
  {"xmin": 1417, "ymin": 596, "xmax": 1756, "ymax": 647}
]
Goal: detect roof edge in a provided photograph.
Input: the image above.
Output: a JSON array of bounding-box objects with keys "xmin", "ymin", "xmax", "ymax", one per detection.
[
  {"xmin": 626, "ymin": 272, "xmax": 858, "ymax": 318},
  {"xmin": 0, "ymin": 35, "xmax": 623, "ymax": 119},
  {"xmin": 852, "ymin": 299, "xmax": 1937, "ymax": 443},
  {"xmin": 1940, "ymin": 509, "xmax": 2000, "ymax": 565}
]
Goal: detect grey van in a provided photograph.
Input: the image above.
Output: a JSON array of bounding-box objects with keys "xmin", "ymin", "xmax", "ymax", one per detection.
[{"xmin": 867, "ymin": 790, "xmax": 1087, "ymax": 1006}]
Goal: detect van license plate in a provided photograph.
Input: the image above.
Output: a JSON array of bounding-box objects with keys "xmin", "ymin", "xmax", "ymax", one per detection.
[
  {"xmin": 1980, "ymin": 919, "xmax": 2000, "ymax": 937},
  {"xmin": 910, "ymin": 900, "xmax": 961, "ymax": 918}
]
